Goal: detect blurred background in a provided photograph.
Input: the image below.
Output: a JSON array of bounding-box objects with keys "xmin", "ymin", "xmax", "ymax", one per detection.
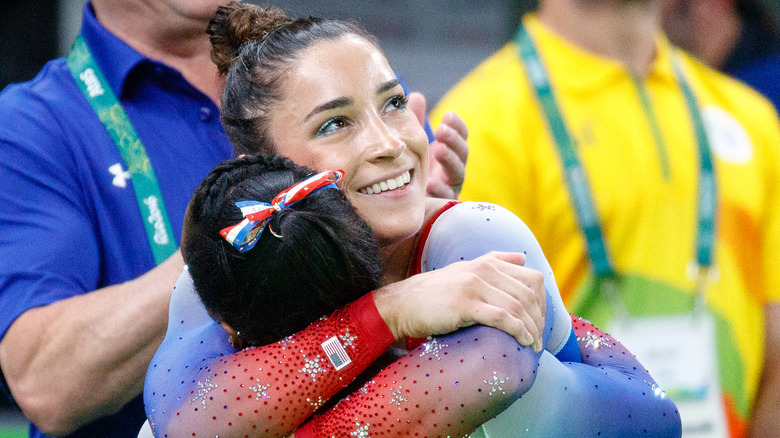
[
  {"xmin": 0, "ymin": 0, "xmax": 542, "ymax": 105},
  {"xmin": 0, "ymin": 0, "xmax": 778, "ymax": 436}
]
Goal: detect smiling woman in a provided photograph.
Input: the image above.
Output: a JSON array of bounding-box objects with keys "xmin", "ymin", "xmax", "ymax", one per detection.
[{"xmin": 142, "ymin": 3, "xmax": 682, "ymax": 438}]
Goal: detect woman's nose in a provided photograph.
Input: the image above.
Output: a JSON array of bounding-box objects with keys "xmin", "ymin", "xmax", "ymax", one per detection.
[{"xmin": 362, "ymin": 113, "xmax": 405, "ymax": 160}]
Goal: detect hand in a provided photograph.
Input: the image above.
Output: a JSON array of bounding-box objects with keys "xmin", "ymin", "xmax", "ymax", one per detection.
[
  {"xmin": 373, "ymin": 251, "xmax": 546, "ymax": 352},
  {"xmin": 407, "ymin": 92, "xmax": 468, "ymax": 200}
]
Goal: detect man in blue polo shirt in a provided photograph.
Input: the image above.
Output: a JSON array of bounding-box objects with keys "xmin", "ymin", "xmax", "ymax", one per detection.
[{"xmin": 0, "ymin": 1, "xmax": 468, "ymax": 436}]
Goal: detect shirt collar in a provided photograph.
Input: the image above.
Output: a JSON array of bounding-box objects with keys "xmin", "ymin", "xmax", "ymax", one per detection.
[
  {"xmin": 78, "ymin": 1, "xmax": 149, "ymax": 97},
  {"xmin": 522, "ymin": 14, "xmax": 678, "ymax": 94}
]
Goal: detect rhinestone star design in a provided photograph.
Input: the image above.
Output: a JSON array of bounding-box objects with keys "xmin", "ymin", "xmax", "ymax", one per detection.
[
  {"xmin": 249, "ymin": 379, "xmax": 270, "ymax": 400},
  {"xmin": 483, "ymin": 371, "xmax": 510, "ymax": 396},
  {"xmin": 646, "ymin": 381, "xmax": 668, "ymax": 399},
  {"xmin": 339, "ymin": 330, "xmax": 358, "ymax": 348},
  {"xmin": 419, "ymin": 337, "xmax": 448, "ymax": 360},
  {"xmin": 472, "ymin": 203, "xmax": 496, "ymax": 212},
  {"xmin": 299, "ymin": 355, "xmax": 329, "ymax": 381},
  {"xmin": 389, "ymin": 386, "xmax": 408, "ymax": 409},
  {"xmin": 578, "ymin": 332, "xmax": 612, "ymax": 350},
  {"xmin": 148, "ymin": 413, "xmax": 156, "ymax": 435},
  {"xmin": 189, "ymin": 378, "xmax": 217, "ymax": 409},
  {"xmin": 350, "ymin": 420, "xmax": 371, "ymax": 437},
  {"xmin": 307, "ymin": 396, "xmax": 325, "ymax": 408},
  {"xmin": 279, "ymin": 335, "xmax": 295, "ymax": 350}
]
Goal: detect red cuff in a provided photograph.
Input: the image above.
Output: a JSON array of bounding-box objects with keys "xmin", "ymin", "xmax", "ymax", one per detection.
[{"xmin": 352, "ymin": 292, "xmax": 395, "ymax": 359}]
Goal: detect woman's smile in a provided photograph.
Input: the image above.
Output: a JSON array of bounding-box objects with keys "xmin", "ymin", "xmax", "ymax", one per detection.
[
  {"xmin": 268, "ymin": 35, "xmax": 429, "ymax": 245},
  {"xmin": 357, "ymin": 170, "xmax": 412, "ymax": 195}
]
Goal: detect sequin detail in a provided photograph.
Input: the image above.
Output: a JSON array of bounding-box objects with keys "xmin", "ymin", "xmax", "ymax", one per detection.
[
  {"xmin": 419, "ymin": 337, "xmax": 448, "ymax": 360},
  {"xmin": 279, "ymin": 335, "xmax": 295, "ymax": 350},
  {"xmin": 647, "ymin": 381, "xmax": 669, "ymax": 399},
  {"xmin": 339, "ymin": 330, "xmax": 358, "ymax": 348},
  {"xmin": 308, "ymin": 396, "xmax": 325, "ymax": 408},
  {"xmin": 483, "ymin": 371, "xmax": 510, "ymax": 396},
  {"xmin": 249, "ymin": 379, "xmax": 270, "ymax": 400},
  {"xmin": 350, "ymin": 420, "xmax": 371, "ymax": 437},
  {"xmin": 471, "ymin": 203, "xmax": 496, "ymax": 211},
  {"xmin": 299, "ymin": 355, "xmax": 330, "ymax": 381},
  {"xmin": 389, "ymin": 385, "xmax": 408, "ymax": 409},
  {"xmin": 189, "ymin": 378, "xmax": 217, "ymax": 409},
  {"xmin": 579, "ymin": 331, "xmax": 612, "ymax": 349}
]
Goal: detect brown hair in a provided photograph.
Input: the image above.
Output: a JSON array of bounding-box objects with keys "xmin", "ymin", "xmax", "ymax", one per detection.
[{"xmin": 207, "ymin": 2, "xmax": 378, "ymax": 156}]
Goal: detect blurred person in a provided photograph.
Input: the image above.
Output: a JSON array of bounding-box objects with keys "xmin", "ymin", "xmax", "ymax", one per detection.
[
  {"xmin": 432, "ymin": 0, "xmax": 780, "ymax": 436},
  {"xmin": 0, "ymin": 0, "xmax": 468, "ymax": 436},
  {"xmin": 661, "ymin": 0, "xmax": 780, "ymax": 110}
]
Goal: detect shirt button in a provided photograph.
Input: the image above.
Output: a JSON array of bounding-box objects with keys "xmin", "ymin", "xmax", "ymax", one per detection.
[{"xmin": 198, "ymin": 107, "xmax": 212, "ymax": 123}]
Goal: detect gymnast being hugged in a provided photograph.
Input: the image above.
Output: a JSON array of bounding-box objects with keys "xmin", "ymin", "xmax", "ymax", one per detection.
[{"xmin": 142, "ymin": 3, "xmax": 682, "ymax": 437}]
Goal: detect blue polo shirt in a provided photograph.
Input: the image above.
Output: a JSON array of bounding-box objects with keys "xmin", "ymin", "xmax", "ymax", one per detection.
[{"xmin": 0, "ymin": 3, "xmax": 233, "ymax": 436}]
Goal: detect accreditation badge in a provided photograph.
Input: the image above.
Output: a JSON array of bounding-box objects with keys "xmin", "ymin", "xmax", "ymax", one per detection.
[{"xmin": 609, "ymin": 313, "xmax": 727, "ymax": 438}]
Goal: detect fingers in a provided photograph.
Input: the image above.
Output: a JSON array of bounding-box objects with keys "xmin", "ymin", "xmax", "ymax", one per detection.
[
  {"xmin": 406, "ymin": 91, "xmax": 427, "ymax": 128},
  {"xmin": 469, "ymin": 253, "xmax": 545, "ymax": 351},
  {"xmin": 430, "ymin": 112, "xmax": 468, "ymax": 198},
  {"xmin": 436, "ymin": 111, "xmax": 469, "ymax": 164},
  {"xmin": 373, "ymin": 251, "xmax": 547, "ymax": 352}
]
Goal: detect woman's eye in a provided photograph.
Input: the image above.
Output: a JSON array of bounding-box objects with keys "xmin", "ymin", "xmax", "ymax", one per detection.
[
  {"xmin": 382, "ymin": 95, "xmax": 408, "ymax": 113},
  {"xmin": 315, "ymin": 117, "xmax": 348, "ymax": 137}
]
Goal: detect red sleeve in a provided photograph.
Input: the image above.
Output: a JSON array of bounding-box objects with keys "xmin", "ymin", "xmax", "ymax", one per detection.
[
  {"xmin": 296, "ymin": 325, "xmax": 540, "ymax": 438},
  {"xmin": 163, "ymin": 292, "xmax": 395, "ymax": 437}
]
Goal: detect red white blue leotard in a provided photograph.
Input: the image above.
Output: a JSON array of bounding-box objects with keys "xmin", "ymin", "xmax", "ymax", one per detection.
[{"xmin": 143, "ymin": 201, "xmax": 681, "ymax": 437}]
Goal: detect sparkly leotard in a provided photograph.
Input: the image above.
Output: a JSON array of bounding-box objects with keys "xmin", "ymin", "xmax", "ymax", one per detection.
[{"xmin": 144, "ymin": 201, "xmax": 681, "ymax": 437}]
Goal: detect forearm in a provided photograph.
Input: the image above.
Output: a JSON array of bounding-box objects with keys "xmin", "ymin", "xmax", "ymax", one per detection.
[
  {"xmin": 477, "ymin": 316, "xmax": 682, "ymax": 437},
  {"xmin": 153, "ymin": 290, "xmax": 395, "ymax": 438},
  {"xmin": 298, "ymin": 325, "xmax": 539, "ymax": 438},
  {"xmin": 0, "ymin": 251, "xmax": 182, "ymax": 435}
]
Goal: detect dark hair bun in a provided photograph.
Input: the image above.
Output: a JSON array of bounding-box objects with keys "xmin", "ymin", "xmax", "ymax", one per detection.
[{"xmin": 207, "ymin": 1, "xmax": 290, "ymax": 75}]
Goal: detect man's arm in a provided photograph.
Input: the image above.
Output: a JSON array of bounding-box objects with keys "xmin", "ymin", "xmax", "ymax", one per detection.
[{"xmin": 0, "ymin": 252, "xmax": 182, "ymax": 435}]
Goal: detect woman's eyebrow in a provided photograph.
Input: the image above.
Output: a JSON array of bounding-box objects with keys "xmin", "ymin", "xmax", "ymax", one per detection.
[
  {"xmin": 376, "ymin": 79, "xmax": 400, "ymax": 95},
  {"xmin": 304, "ymin": 97, "xmax": 353, "ymax": 122}
]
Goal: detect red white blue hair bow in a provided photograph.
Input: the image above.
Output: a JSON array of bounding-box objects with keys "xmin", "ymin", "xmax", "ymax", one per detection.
[{"xmin": 220, "ymin": 169, "xmax": 344, "ymax": 252}]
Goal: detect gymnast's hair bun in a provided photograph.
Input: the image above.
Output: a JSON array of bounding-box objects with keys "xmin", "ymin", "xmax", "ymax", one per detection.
[{"xmin": 207, "ymin": 1, "xmax": 290, "ymax": 75}]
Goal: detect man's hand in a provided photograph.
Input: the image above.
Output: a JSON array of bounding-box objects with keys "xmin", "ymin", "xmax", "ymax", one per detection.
[
  {"xmin": 373, "ymin": 251, "xmax": 545, "ymax": 352},
  {"xmin": 408, "ymin": 92, "xmax": 468, "ymax": 200}
]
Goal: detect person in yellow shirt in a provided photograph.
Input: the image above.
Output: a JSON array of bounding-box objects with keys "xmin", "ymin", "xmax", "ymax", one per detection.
[{"xmin": 431, "ymin": 0, "xmax": 780, "ymax": 436}]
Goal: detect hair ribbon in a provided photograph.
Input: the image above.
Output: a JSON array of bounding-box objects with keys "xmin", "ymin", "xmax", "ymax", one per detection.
[{"xmin": 220, "ymin": 169, "xmax": 344, "ymax": 252}]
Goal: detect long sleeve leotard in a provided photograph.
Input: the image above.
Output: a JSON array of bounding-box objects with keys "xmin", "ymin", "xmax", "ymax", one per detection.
[{"xmin": 143, "ymin": 201, "xmax": 681, "ymax": 437}]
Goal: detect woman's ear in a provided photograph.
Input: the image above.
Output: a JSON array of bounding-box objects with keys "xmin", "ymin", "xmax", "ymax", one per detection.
[{"xmin": 220, "ymin": 320, "xmax": 246, "ymax": 350}]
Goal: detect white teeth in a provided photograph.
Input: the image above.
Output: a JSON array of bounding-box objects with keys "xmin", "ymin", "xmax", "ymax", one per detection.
[{"xmin": 360, "ymin": 171, "xmax": 411, "ymax": 195}]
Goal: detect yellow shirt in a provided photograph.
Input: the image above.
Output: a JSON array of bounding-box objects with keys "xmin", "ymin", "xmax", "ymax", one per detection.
[{"xmin": 432, "ymin": 14, "xmax": 780, "ymax": 435}]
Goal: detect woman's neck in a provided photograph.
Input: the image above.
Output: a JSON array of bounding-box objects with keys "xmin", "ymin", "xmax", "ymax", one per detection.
[
  {"xmin": 538, "ymin": 0, "xmax": 661, "ymax": 76},
  {"xmin": 92, "ymin": 2, "xmax": 222, "ymax": 105},
  {"xmin": 378, "ymin": 198, "xmax": 451, "ymax": 285}
]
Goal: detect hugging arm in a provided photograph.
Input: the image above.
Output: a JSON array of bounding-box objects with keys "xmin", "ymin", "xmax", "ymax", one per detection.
[
  {"xmin": 475, "ymin": 316, "xmax": 682, "ymax": 437},
  {"xmin": 417, "ymin": 201, "xmax": 682, "ymax": 437},
  {"xmin": 145, "ymin": 249, "xmax": 546, "ymax": 438}
]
